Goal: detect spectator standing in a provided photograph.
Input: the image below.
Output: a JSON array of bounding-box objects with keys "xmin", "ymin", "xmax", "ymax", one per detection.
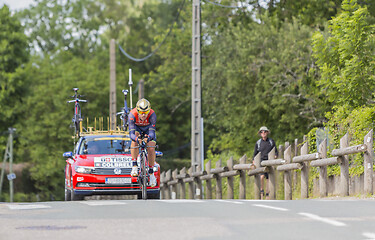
[{"xmin": 253, "ymin": 126, "xmax": 278, "ymax": 199}]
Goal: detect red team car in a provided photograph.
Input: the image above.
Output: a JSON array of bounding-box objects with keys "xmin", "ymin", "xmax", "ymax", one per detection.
[{"xmin": 63, "ymin": 133, "xmax": 161, "ymax": 200}]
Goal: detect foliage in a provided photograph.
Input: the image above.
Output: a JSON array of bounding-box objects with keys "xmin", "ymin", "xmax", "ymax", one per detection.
[
  {"xmin": 272, "ymin": 0, "xmax": 343, "ymax": 27},
  {"xmin": 312, "ymin": 0, "xmax": 375, "ymax": 108},
  {"xmin": 13, "ymin": 52, "xmax": 109, "ymax": 199},
  {"xmin": 18, "ymin": 0, "xmax": 104, "ymax": 57},
  {"xmin": 307, "ymin": 127, "xmax": 319, "ymax": 153},
  {"xmin": 203, "ymin": 15, "xmax": 325, "ymax": 157},
  {"xmin": 325, "ymin": 105, "xmax": 375, "ymax": 176},
  {"xmin": 312, "ymin": 0, "xmax": 375, "ymax": 177},
  {"xmin": 2, "ymin": 0, "xmax": 375, "ymax": 201},
  {"xmin": 0, "ymin": 5, "xmax": 29, "ymax": 144}
]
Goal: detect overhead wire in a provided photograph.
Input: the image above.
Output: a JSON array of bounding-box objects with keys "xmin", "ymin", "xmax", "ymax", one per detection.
[
  {"xmin": 203, "ymin": 0, "xmax": 244, "ymax": 9},
  {"xmin": 118, "ymin": 0, "xmax": 186, "ymax": 62}
]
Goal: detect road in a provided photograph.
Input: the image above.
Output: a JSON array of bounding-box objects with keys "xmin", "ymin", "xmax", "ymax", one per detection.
[{"xmin": 1, "ymin": 199, "xmax": 375, "ymax": 240}]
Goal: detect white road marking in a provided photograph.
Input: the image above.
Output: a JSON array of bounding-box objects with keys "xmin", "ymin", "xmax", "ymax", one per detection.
[
  {"xmin": 362, "ymin": 232, "xmax": 375, "ymax": 240},
  {"xmin": 159, "ymin": 199, "xmax": 204, "ymax": 203},
  {"xmin": 241, "ymin": 200, "xmax": 283, "ymax": 202},
  {"xmin": 80, "ymin": 200, "xmax": 127, "ymax": 206},
  {"xmin": 215, "ymin": 200, "xmax": 244, "ymax": 204},
  {"xmin": 252, "ymin": 204, "xmax": 289, "ymax": 211},
  {"xmin": 6, "ymin": 204, "xmax": 51, "ymax": 210},
  {"xmin": 298, "ymin": 212, "xmax": 346, "ymax": 227}
]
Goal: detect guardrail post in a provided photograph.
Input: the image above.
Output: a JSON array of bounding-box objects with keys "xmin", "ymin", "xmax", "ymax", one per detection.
[
  {"xmin": 268, "ymin": 148, "xmax": 276, "ymax": 200},
  {"xmin": 364, "ymin": 129, "xmax": 373, "ymax": 195},
  {"xmin": 172, "ymin": 169, "xmax": 178, "ymax": 199},
  {"xmin": 293, "ymin": 139, "xmax": 299, "ymax": 194},
  {"xmin": 165, "ymin": 169, "xmax": 171, "ymax": 199},
  {"xmin": 239, "ymin": 155, "xmax": 247, "ymax": 199},
  {"xmin": 180, "ymin": 168, "xmax": 186, "ymax": 199},
  {"xmin": 318, "ymin": 139, "xmax": 328, "ymax": 197},
  {"xmin": 340, "ymin": 133, "xmax": 349, "ymax": 196},
  {"xmin": 215, "ymin": 159, "xmax": 223, "ymax": 199},
  {"xmin": 284, "ymin": 146, "xmax": 292, "ymax": 200},
  {"xmin": 160, "ymin": 171, "xmax": 165, "ymax": 199},
  {"xmin": 188, "ymin": 167, "xmax": 194, "ymax": 199},
  {"xmin": 206, "ymin": 160, "xmax": 212, "ymax": 199},
  {"xmin": 300, "ymin": 142, "xmax": 309, "ymax": 199},
  {"xmin": 195, "ymin": 165, "xmax": 203, "ymax": 199},
  {"xmin": 279, "ymin": 145, "xmax": 284, "ymax": 158},
  {"xmin": 227, "ymin": 157, "xmax": 234, "ymax": 199},
  {"xmin": 254, "ymin": 152, "xmax": 261, "ymax": 199}
]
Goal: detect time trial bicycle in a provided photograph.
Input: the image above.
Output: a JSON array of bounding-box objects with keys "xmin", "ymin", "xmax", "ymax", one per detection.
[{"xmin": 134, "ymin": 135, "xmax": 158, "ymax": 200}]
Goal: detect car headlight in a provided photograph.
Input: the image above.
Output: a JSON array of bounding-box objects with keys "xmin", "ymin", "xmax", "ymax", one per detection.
[{"xmin": 75, "ymin": 166, "xmax": 94, "ymax": 174}]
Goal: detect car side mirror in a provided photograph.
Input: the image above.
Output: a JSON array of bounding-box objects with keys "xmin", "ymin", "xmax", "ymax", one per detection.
[
  {"xmin": 155, "ymin": 151, "xmax": 163, "ymax": 158},
  {"xmin": 63, "ymin": 151, "xmax": 73, "ymax": 158}
]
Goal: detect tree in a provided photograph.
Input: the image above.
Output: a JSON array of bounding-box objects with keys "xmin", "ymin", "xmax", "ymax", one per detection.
[
  {"xmin": 18, "ymin": 0, "xmax": 103, "ymax": 57},
  {"xmin": 0, "ymin": 5, "xmax": 29, "ymax": 143},
  {"xmin": 203, "ymin": 15, "xmax": 324, "ymax": 155},
  {"xmin": 16, "ymin": 51, "xmax": 109, "ymax": 200},
  {"xmin": 312, "ymin": 0, "xmax": 375, "ymax": 109},
  {"xmin": 272, "ymin": 0, "xmax": 342, "ymax": 27},
  {"xmin": 311, "ymin": 0, "xmax": 375, "ymax": 176}
]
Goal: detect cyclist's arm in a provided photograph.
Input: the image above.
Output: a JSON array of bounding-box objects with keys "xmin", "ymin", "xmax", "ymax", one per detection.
[
  {"xmin": 128, "ymin": 112, "xmax": 137, "ymax": 142},
  {"xmin": 147, "ymin": 112, "xmax": 156, "ymax": 141}
]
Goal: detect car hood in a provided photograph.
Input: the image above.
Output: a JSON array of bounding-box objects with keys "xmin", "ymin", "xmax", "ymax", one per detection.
[{"xmin": 74, "ymin": 154, "xmax": 132, "ymax": 167}]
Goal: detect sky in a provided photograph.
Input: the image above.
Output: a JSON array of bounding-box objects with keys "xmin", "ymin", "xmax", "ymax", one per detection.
[{"xmin": 0, "ymin": 0, "xmax": 35, "ymax": 10}]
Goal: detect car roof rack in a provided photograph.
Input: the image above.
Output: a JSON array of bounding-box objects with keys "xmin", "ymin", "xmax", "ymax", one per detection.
[{"xmin": 74, "ymin": 117, "xmax": 129, "ymax": 138}]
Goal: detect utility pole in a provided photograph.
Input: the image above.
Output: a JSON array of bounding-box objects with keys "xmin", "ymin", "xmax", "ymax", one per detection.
[
  {"xmin": 110, "ymin": 39, "xmax": 117, "ymax": 130},
  {"xmin": 8, "ymin": 128, "xmax": 14, "ymax": 202},
  {"xmin": 191, "ymin": 0, "xmax": 202, "ymax": 173},
  {"xmin": 129, "ymin": 69, "xmax": 133, "ymax": 108},
  {"xmin": 0, "ymin": 128, "xmax": 16, "ymax": 202},
  {"xmin": 138, "ymin": 78, "xmax": 145, "ymax": 100}
]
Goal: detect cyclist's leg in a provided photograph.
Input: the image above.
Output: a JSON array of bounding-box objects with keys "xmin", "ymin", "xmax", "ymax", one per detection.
[
  {"xmin": 141, "ymin": 126, "xmax": 156, "ymax": 167},
  {"xmin": 260, "ymin": 174, "xmax": 265, "ymax": 199},
  {"xmin": 147, "ymin": 142, "xmax": 157, "ymax": 187},
  {"xmin": 147, "ymin": 140, "xmax": 156, "ymax": 167},
  {"xmin": 265, "ymin": 173, "xmax": 270, "ymax": 199},
  {"xmin": 131, "ymin": 131, "xmax": 141, "ymax": 160},
  {"xmin": 144, "ymin": 126, "xmax": 157, "ymax": 187},
  {"xmin": 131, "ymin": 128, "xmax": 141, "ymax": 177}
]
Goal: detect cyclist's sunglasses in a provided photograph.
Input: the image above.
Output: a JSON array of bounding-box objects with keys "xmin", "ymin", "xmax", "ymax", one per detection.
[
  {"xmin": 260, "ymin": 130, "xmax": 268, "ymax": 133},
  {"xmin": 137, "ymin": 110, "xmax": 150, "ymax": 115}
]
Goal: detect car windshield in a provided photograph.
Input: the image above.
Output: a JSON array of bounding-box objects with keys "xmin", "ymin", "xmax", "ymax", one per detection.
[{"xmin": 78, "ymin": 138, "xmax": 131, "ymax": 155}]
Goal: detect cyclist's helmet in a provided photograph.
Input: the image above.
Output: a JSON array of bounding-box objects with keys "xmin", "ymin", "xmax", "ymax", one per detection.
[{"xmin": 136, "ymin": 98, "xmax": 151, "ymax": 114}]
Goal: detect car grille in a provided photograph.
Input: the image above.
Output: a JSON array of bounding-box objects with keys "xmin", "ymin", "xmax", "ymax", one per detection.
[
  {"xmin": 78, "ymin": 182, "xmax": 140, "ymax": 188},
  {"xmin": 92, "ymin": 168, "xmax": 132, "ymax": 175}
]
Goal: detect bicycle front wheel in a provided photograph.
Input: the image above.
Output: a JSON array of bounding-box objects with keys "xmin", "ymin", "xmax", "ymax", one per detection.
[{"xmin": 141, "ymin": 154, "xmax": 148, "ymax": 200}]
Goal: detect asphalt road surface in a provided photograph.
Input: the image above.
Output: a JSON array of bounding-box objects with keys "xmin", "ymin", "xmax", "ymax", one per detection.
[{"xmin": 1, "ymin": 199, "xmax": 375, "ymax": 240}]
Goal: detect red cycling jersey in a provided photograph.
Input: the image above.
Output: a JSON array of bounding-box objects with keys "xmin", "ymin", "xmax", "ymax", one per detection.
[
  {"xmin": 129, "ymin": 108, "xmax": 155, "ymax": 127},
  {"xmin": 128, "ymin": 108, "xmax": 156, "ymax": 142}
]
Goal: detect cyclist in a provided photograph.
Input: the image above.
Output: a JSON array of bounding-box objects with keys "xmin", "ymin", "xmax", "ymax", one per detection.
[
  {"xmin": 129, "ymin": 98, "xmax": 157, "ymax": 187},
  {"xmin": 252, "ymin": 126, "xmax": 278, "ymax": 199}
]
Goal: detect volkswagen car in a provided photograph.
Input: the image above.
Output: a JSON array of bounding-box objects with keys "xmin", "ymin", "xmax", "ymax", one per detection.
[{"xmin": 63, "ymin": 134, "xmax": 161, "ymax": 200}]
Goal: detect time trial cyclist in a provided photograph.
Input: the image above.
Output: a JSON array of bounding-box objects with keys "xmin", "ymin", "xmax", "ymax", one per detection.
[{"xmin": 129, "ymin": 98, "xmax": 157, "ymax": 187}]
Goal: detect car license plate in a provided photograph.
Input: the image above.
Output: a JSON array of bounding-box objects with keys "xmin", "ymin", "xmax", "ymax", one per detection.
[{"xmin": 105, "ymin": 178, "xmax": 131, "ymax": 184}]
